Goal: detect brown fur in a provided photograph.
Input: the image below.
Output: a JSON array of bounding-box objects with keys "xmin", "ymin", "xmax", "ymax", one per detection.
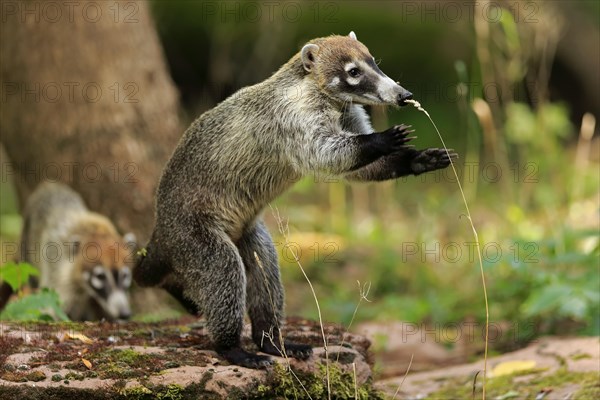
[{"xmin": 135, "ymin": 32, "xmax": 456, "ymax": 368}]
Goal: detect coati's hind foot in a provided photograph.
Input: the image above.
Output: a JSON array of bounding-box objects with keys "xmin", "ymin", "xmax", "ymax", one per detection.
[
  {"xmin": 218, "ymin": 347, "xmax": 273, "ymax": 369},
  {"xmin": 218, "ymin": 342, "xmax": 312, "ymax": 369},
  {"xmin": 411, "ymin": 148, "xmax": 458, "ymax": 175},
  {"xmin": 259, "ymin": 340, "xmax": 313, "ymax": 360}
]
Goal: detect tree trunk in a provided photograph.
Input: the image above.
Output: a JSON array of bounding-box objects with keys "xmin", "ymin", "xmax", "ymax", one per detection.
[{"xmin": 0, "ymin": 0, "xmax": 181, "ymax": 241}]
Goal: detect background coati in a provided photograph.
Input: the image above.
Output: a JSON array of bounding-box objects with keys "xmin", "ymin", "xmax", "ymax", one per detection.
[
  {"xmin": 4, "ymin": 182, "xmax": 135, "ymax": 321},
  {"xmin": 135, "ymin": 32, "xmax": 457, "ymax": 368}
]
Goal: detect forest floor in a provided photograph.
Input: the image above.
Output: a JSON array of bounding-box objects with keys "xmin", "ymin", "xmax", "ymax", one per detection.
[
  {"xmin": 378, "ymin": 336, "xmax": 599, "ymax": 399},
  {"xmin": 0, "ymin": 317, "xmax": 376, "ymax": 399},
  {"xmin": 0, "ymin": 317, "xmax": 598, "ymax": 399}
]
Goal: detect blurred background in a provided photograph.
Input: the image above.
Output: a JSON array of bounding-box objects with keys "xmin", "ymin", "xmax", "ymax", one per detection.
[{"xmin": 1, "ymin": 0, "xmax": 599, "ymax": 373}]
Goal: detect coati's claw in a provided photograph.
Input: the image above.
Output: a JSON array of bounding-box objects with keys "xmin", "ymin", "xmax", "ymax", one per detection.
[
  {"xmin": 379, "ymin": 124, "xmax": 418, "ymax": 153},
  {"xmin": 282, "ymin": 343, "xmax": 313, "ymax": 360},
  {"xmin": 411, "ymin": 148, "xmax": 459, "ymax": 175},
  {"xmin": 259, "ymin": 341, "xmax": 313, "ymax": 360},
  {"xmin": 219, "ymin": 347, "xmax": 273, "ymax": 369}
]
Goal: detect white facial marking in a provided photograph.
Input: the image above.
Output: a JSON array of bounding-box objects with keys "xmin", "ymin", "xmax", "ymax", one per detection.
[
  {"xmin": 83, "ymin": 265, "xmax": 132, "ymax": 319},
  {"xmin": 377, "ymin": 74, "xmax": 401, "ymax": 104},
  {"xmin": 123, "ymin": 232, "xmax": 136, "ymax": 245},
  {"xmin": 89, "ymin": 265, "xmax": 106, "ymax": 289},
  {"xmin": 363, "ymin": 93, "xmax": 380, "ymax": 102},
  {"xmin": 344, "ymin": 62, "xmax": 357, "ymax": 72},
  {"xmin": 120, "ymin": 267, "xmax": 132, "ymax": 288},
  {"xmin": 329, "ymin": 77, "xmax": 340, "ymax": 87},
  {"xmin": 345, "ymin": 62, "xmax": 362, "ymax": 86}
]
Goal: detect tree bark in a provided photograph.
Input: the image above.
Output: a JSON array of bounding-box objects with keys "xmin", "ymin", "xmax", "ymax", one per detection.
[{"xmin": 0, "ymin": 0, "xmax": 181, "ymax": 241}]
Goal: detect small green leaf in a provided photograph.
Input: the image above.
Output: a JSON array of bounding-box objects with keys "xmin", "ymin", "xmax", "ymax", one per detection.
[
  {"xmin": 0, "ymin": 262, "xmax": 40, "ymax": 291},
  {"xmin": 0, "ymin": 288, "xmax": 69, "ymax": 321},
  {"xmin": 521, "ymin": 284, "xmax": 572, "ymax": 317}
]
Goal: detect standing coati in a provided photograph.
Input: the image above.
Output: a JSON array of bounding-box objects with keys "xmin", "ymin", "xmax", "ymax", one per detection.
[
  {"xmin": 12, "ymin": 182, "xmax": 135, "ymax": 321},
  {"xmin": 135, "ymin": 32, "xmax": 457, "ymax": 368}
]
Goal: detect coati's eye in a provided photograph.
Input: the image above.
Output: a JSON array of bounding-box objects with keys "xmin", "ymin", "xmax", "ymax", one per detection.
[{"xmin": 348, "ymin": 68, "xmax": 361, "ymax": 78}]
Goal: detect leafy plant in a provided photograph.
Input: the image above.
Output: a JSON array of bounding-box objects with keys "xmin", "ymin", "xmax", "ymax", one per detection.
[
  {"xmin": 0, "ymin": 288, "xmax": 69, "ymax": 321},
  {"xmin": 0, "ymin": 262, "xmax": 69, "ymax": 321},
  {"xmin": 0, "ymin": 261, "xmax": 39, "ymax": 291}
]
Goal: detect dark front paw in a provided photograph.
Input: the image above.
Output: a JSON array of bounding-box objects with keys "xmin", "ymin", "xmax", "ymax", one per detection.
[
  {"xmin": 282, "ymin": 342, "xmax": 313, "ymax": 360},
  {"xmin": 378, "ymin": 124, "xmax": 416, "ymax": 155},
  {"xmin": 218, "ymin": 347, "xmax": 273, "ymax": 369},
  {"xmin": 260, "ymin": 340, "xmax": 313, "ymax": 360},
  {"xmin": 411, "ymin": 148, "xmax": 458, "ymax": 175}
]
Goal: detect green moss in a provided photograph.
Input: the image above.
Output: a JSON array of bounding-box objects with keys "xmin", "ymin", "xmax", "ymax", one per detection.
[
  {"xmin": 26, "ymin": 370, "xmax": 46, "ymax": 381},
  {"xmin": 86, "ymin": 370, "xmax": 99, "ymax": 378},
  {"xmin": 64, "ymin": 371, "xmax": 85, "ymax": 381},
  {"xmin": 0, "ymin": 371, "xmax": 27, "ymax": 382},
  {"xmin": 156, "ymin": 384, "xmax": 184, "ymax": 400},
  {"xmin": 47, "ymin": 362, "xmax": 62, "ymax": 372},
  {"xmin": 253, "ymin": 362, "xmax": 383, "ymax": 400},
  {"xmin": 575, "ymin": 378, "xmax": 600, "ymax": 400},
  {"xmin": 430, "ymin": 368, "xmax": 599, "ymax": 398},
  {"xmin": 121, "ymin": 385, "xmax": 153, "ymax": 400},
  {"xmin": 92, "ymin": 348, "xmax": 157, "ymax": 379},
  {"xmin": 112, "ymin": 349, "xmax": 150, "ymax": 365},
  {"xmin": 571, "ymin": 352, "xmax": 592, "ymax": 360},
  {"xmin": 0, "ymin": 369, "xmax": 46, "ymax": 382},
  {"xmin": 119, "ymin": 382, "xmax": 212, "ymax": 400}
]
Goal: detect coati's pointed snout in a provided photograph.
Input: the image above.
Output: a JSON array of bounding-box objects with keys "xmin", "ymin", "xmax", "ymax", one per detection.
[{"xmin": 398, "ymin": 89, "xmax": 413, "ymax": 107}]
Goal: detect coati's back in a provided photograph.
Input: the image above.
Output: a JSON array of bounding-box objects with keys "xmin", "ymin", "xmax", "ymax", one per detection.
[
  {"xmin": 21, "ymin": 182, "xmax": 87, "ymax": 265},
  {"xmin": 18, "ymin": 182, "xmax": 134, "ymax": 321}
]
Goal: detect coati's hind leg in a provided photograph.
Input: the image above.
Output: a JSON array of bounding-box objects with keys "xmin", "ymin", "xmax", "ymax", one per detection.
[
  {"xmin": 162, "ymin": 280, "xmax": 201, "ymax": 315},
  {"xmin": 237, "ymin": 221, "xmax": 312, "ymax": 360},
  {"xmin": 172, "ymin": 225, "xmax": 272, "ymax": 369}
]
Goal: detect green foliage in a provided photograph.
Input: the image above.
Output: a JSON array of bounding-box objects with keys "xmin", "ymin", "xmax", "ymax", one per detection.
[
  {"xmin": 0, "ymin": 261, "xmax": 39, "ymax": 291},
  {"xmin": 0, "ymin": 214, "xmax": 21, "ymax": 239},
  {"xmin": 0, "ymin": 288, "xmax": 69, "ymax": 321},
  {"xmin": 505, "ymin": 102, "xmax": 572, "ymax": 146},
  {"xmin": 0, "ymin": 262, "xmax": 69, "ymax": 322}
]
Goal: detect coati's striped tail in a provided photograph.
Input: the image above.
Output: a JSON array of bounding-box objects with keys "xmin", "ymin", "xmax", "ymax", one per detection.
[{"xmin": 133, "ymin": 238, "xmax": 170, "ymax": 287}]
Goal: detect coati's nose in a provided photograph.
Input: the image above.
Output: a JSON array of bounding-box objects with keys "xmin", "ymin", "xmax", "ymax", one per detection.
[
  {"xmin": 118, "ymin": 311, "xmax": 131, "ymax": 320},
  {"xmin": 398, "ymin": 90, "xmax": 413, "ymax": 106}
]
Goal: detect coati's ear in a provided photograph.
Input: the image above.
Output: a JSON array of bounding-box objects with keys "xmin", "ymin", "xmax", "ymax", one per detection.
[
  {"xmin": 123, "ymin": 232, "xmax": 137, "ymax": 246},
  {"xmin": 348, "ymin": 31, "xmax": 357, "ymax": 41},
  {"xmin": 301, "ymin": 44, "xmax": 319, "ymax": 72},
  {"xmin": 68, "ymin": 236, "xmax": 81, "ymax": 257},
  {"xmin": 123, "ymin": 232, "xmax": 138, "ymax": 254}
]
